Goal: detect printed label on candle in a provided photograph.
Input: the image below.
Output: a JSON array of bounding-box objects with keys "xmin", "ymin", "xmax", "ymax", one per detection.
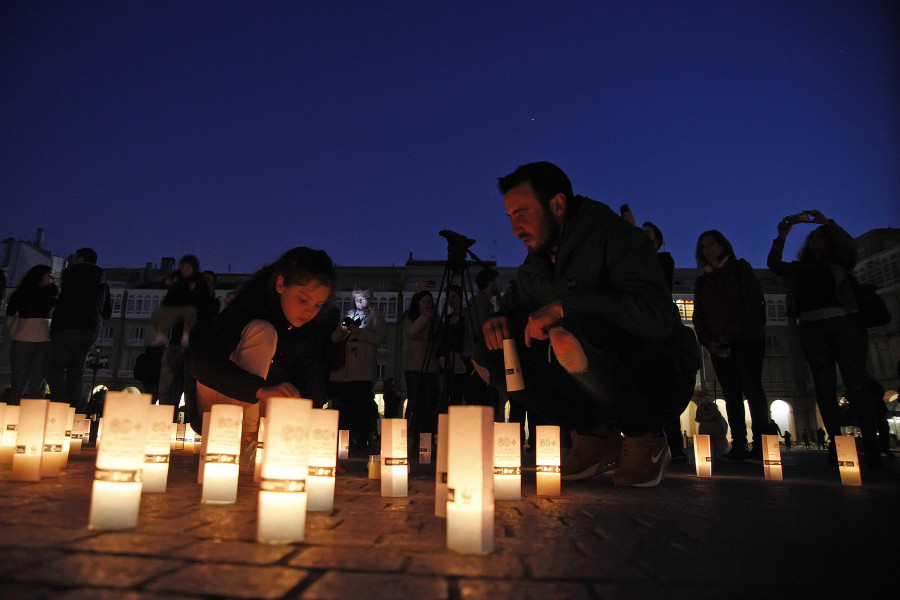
[
  {"xmin": 493, "ymin": 466, "xmax": 521, "ymax": 475},
  {"xmin": 260, "ymin": 479, "xmax": 307, "ymax": 492},
  {"xmin": 95, "ymin": 468, "xmax": 142, "ymax": 483},
  {"xmin": 261, "ymin": 398, "xmax": 312, "ymax": 480},
  {"xmin": 95, "ymin": 393, "xmax": 151, "ymax": 472}
]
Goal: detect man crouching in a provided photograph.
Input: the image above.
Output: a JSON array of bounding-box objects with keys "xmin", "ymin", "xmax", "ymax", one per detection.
[{"xmin": 474, "ymin": 162, "xmax": 699, "ymax": 487}]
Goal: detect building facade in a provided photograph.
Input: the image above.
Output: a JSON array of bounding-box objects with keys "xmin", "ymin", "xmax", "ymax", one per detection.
[{"xmin": 2, "ymin": 231, "xmax": 898, "ymax": 443}]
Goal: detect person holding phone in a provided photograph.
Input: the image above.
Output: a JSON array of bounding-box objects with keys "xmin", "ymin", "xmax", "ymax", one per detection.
[{"xmin": 767, "ymin": 210, "xmax": 884, "ymax": 467}]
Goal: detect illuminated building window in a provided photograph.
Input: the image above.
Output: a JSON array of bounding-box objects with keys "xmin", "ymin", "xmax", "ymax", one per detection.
[{"xmin": 674, "ymin": 299, "xmax": 694, "ymax": 322}]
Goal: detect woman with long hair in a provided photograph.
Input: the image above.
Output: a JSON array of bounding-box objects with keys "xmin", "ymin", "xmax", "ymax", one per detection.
[
  {"xmin": 768, "ymin": 210, "xmax": 884, "ymax": 466},
  {"xmin": 692, "ymin": 230, "xmax": 769, "ymax": 461},
  {"xmin": 5, "ymin": 264, "xmax": 58, "ymax": 403},
  {"xmin": 190, "ymin": 247, "xmax": 337, "ymax": 439},
  {"xmin": 403, "ymin": 289, "xmax": 438, "ymax": 439}
]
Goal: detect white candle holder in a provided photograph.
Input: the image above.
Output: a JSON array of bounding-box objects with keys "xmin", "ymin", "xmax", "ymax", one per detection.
[
  {"xmin": 762, "ymin": 434, "xmax": 783, "ymax": 481},
  {"xmin": 88, "ymin": 392, "xmax": 151, "ymax": 530},
  {"xmin": 11, "ymin": 399, "xmax": 49, "ymax": 482},
  {"xmin": 434, "ymin": 414, "xmax": 448, "ymax": 518},
  {"xmin": 201, "ymin": 405, "xmax": 243, "ymax": 504},
  {"xmin": 502, "ymin": 339, "xmax": 525, "ymax": 392},
  {"xmin": 40, "ymin": 402, "xmax": 70, "ymax": 478},
  {"xmin": 0, "ymin": 404, "xmax": 18, "ymax": 465},
  {"xmin": 446, "ymin": 406, "xmax": 494, "ymax": 554},
  {"xmin": 419, "ymin": 432, "xmax": 432, "ymax": 464},
  {"xmin": 693, "ymin": 434, "xmax": 712, "ymax": 477},
  {"xmin": 338, "ymin": 429, "xmax": 350, "ymax": 460},
  {"xmin": 197, "ymin": 412, "xmax": 210, "ymax": 484},
  {"xmin": 62, "ymin": 406, "xmax": 75, "ymax": 465},
  {"xmin": 835, "ymin": 435, "xmax": 862, "ymax": 486},
  {"xmin": 381, "ymin": 418, "xmax": 408, "ymax": 497},
  {"xmin": 70, "ymin": 413, "xmax": 86, "ymax": 454},
  {"xmin": 493, "ymin": 422, "xmax": 521, "ymax": 501},
  {"xmin": 143, "ymin": 404, "xmax": 175, "ymax": 493},
  {"xmin": 535, "ymin": 425, "xmax": 561, "ymax": 497},
  {"xmin": 307, "ymin": 409, "xmax": 339, "ymax": 512},
  {"xmin": 257, "ymin": 397, "xmax": 312, "ymax": 544},
  {"xmin": 254, "ymin": 417, "xmax": 265, "ymax": 483}
]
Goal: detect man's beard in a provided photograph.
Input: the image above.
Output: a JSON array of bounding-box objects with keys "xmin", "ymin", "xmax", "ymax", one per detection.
[{"xmin": 528, "ymin": 209, "xmax": 561, "ymax": 256}]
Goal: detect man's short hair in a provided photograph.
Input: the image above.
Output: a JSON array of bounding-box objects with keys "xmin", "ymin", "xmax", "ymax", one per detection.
[
  {"xmin": 76, "ymin": 247, "xmax": 98, "ymax": 264},
  {"xmin": 475, "ymin": 267, "xmax": 498, "ymax": 291},
  {"xmin": 642, "ymin": 221, "xmax": 664, "ymax": 248},
  {"xmin": 498, "ymin": 161, "xmax": 574, "ymax": 208}
]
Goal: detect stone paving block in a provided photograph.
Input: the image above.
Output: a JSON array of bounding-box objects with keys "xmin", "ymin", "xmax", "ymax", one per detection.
[
  {"xmin": 146, "ymin": 563, "xmax": 308, "ymax": 599},
  {"xmin": 304, "ymin": 521, "xmax": 384, "ymax": 547},
  {"xmin": 288, "ymin": 545, "xmax": 407, "ymax": 572},
  {"xmin": 299, "ymin": 571, "xmax": 448, "ymax": 600},
  {"xmin": 523, "ymin": 548, "xmax": 643, "ymax": 581},
  {"xmin": 13, "ymin": 554, "xmax": 181, "ymax": 588},
  {"xmin": 458, "ymin": 579, "xmax": 593, "ymax": 600},
  {"xmin": 0, "ymin": 547, "xmax": 63, "ymax": 575},
  {"xmin": 54, "ymin": 590, "xmax": 201, "ymax": 600},
  {"xmin": 134, "ymin": 511, "xmax": 213, "ymax": 535},
  {"xmin": 407, "ymin": 552, "xmax": 525, "ymax": 578},
  {"xmin": 0, "ymin": 524, "xmax": 94, "ymax": 548},
  {"xmin": 69, "ymin": 532, "xmax": 185, "ymax": 556},
  {"xmin": 172, "ymin": 539, "xmax": 295, "ymax": 565},
  {"xmin": 0, "ymin": 581, "xmax": 60, "ymax": 600}
]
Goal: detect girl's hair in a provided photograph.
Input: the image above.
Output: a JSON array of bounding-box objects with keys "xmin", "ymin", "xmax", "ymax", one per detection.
[
  {"xmin": 237, "ymin": 247, "xmax": 335, "ymax": 302},
  {"xmin": 179, "ymin": 254, "xmax": 200, "ymax": 274},
  {"xmin": 19, "ymin": 264, "xmax": 52, "ymax": 289},
  {"xmin": 351, "ymin": 288, "xmax": 373, "ymax": 300},
  {"xmin": 405, "ymin": 290, "xmax": 434, "ymax": 322},
  {"xmin": 695, "ymin": 230, "xmax": 736, "ymax": 268},
  {"xmin": 798, "ymin": 225, "xmax": 857, "ymax": 270}
]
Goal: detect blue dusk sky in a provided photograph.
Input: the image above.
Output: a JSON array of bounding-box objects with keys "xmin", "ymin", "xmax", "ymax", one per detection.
[{"xmin": 2, "ymin": 1, "xmax": 898, "ymax": 276}]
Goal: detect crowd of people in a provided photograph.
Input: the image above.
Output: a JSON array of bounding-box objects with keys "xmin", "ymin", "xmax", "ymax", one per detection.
[{"xmin": 2, "ymin": 161, "xmax": 894, "ymax": 484}]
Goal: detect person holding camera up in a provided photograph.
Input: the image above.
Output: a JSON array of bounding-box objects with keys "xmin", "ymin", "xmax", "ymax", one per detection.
[
  {"xmin": 767, "ymin": 210, "xmax": 884, "ymax": 467},
  {"xmin": 329, "ymin": 288, "xmax": 386, "ymax": 452}
]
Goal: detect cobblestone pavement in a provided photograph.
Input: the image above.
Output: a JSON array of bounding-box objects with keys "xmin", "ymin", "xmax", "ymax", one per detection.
[{"xmin": 0, "ymin": 445, "xmax": 897, "ymax": 600}]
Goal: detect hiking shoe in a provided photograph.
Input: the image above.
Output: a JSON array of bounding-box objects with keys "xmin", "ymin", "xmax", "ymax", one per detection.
[
  {"xmin": 722, "ymin": 444, "xmax": 748, "ymax": 462},
  {"xmin": 549, "ymin": 327, "xmax": 588, "ymax": 374},
  {"xmin": 613, "ymin": 434, "xmax": 671, "ymax": 488},
  {"xmin": 561, "ymin": 429, "xmax": 622, "ymax": 480}
]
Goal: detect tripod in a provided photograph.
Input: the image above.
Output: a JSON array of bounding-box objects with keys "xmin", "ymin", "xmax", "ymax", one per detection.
[{"xmin": 405, "ymin": 230, "xmax": 493, "ymax": 440}]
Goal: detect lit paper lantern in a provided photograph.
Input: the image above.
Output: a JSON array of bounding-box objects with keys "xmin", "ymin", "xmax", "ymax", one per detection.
[
  {"xmin": 307, "ymin": 409, "xmax": 339, "ymax": 511},
  {"xmin": 434, "ymin": 414, "xmax": 448, "ymax": 517},
  {"xmin": 446, "ymin": 405, "xmax": 494, "ymax": 554},
  {"xmin": 381, "ymin": 418, "xmax": 408, "ymax": 497},
  {"xmin": 535, "ymin": 425, "xmax": 560, "ymax": 497},
  {"xmin": 419, "ymin": 432, "xmax": 432, "ymax": 464},
  {"xmin": 502, "ymin": 339, "xmax": 525, "ymax": 392},
  {"xmin": 40, "ymin": 402, "xmax": 70, "ymax": 478},
  {"xmin": 338, "ymin": 429, "xmax": 350, "ymax": 459},
  {"xmin": 493, "ymin": 422, "xmax": 521, "ymax": 501},
  {"xmin": 367, "ymin": 454, "xmax": 381, "ymax": 479},
  {"xmin": 71, "ymin": 412, "xmax": 86, "ymax": 454},
  {"xmin": 88, "ymin": 392, "xmax": 151, "ymax": 529},
  {"xmin": 257, "ymin": 397, "xmax": 312, "ymax": 544},
  {"xmin": 184, "ymin": 423, "xmax": 197, "ymax": 453},
  {"xmin": 197, "ymin": 412, "xmax": 210, "ymax": 484},
  {"xmin": 143, "ymin": 404, "xmax": 175, "ymax": 493},
  {"xmin": 174, "ymin": 423, "xmax": 186, "ymax": 451},
  {"xmin": 254, "ymin": 417, "xmax": 265, "ymax": 483},
  {"xmin": 835, "ymin": 435, "xmax": 861, "ymax": 486},
  {"xmin": 201, "ymin": 404, "xmax": 243, "ymax": 504},
  {"xmin": 61, "ymin": 407, "xmax": 75, "ymax": 465},
  {"xmin": 0, "ymin": 404, "xmax": 17, "ymax": 464},
  {"xmin": 693, "ymin": 434, "xmax": 712, "ymax": 477},
  {"xmin": 762, "ymin": 434, "xmax": 783, "ymax": 481},
  {"xmin": 11, "ymin": 399, "xmax": 49, "ymax": 482}
]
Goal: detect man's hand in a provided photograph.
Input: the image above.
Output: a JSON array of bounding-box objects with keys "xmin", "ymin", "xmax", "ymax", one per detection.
[
  {"xmin": 525, "ymin": 300, "xmax": 564, "ymax": 347},
  {"xmin": 482, "ymin": 316, "xmax": 512, "ymax": 351}
]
